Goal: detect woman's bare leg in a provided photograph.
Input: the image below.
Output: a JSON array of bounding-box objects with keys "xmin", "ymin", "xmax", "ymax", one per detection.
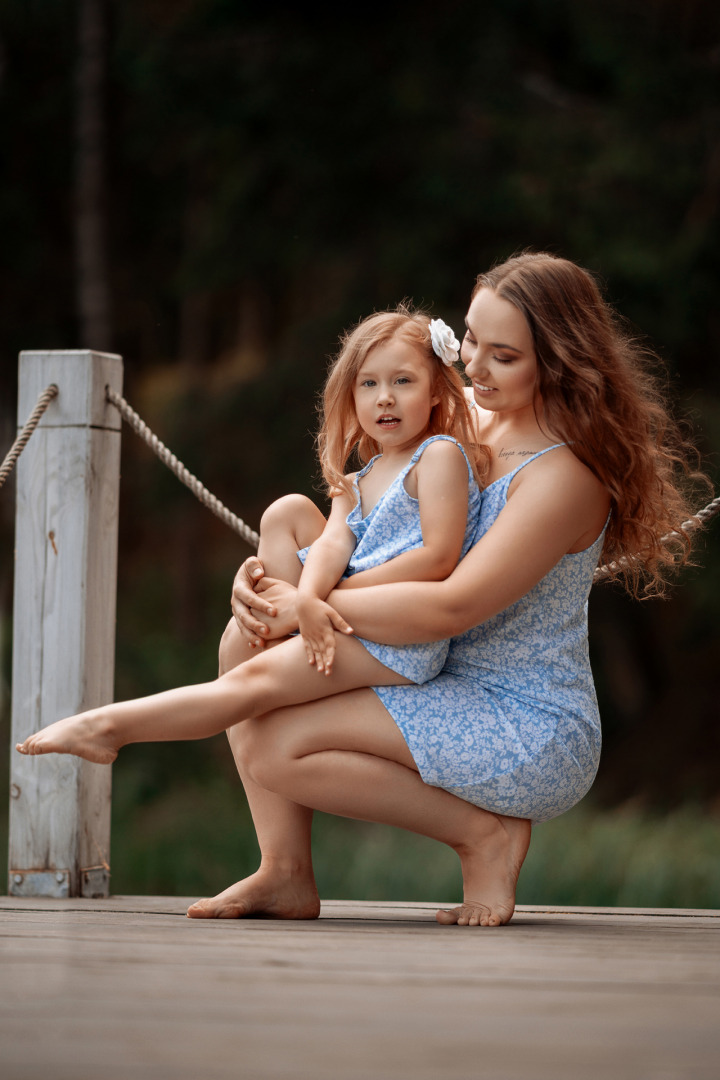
[
  {"xmin": 188, "ymin": 621, "xmax": 320, "ymax": 919},
  {"xmin": 193, "ymin": 493, "xmax": 329, "ymax": 920},
  {"xmin": 237, "ymin": 690, "xmax": 531, "ymax": 927}
]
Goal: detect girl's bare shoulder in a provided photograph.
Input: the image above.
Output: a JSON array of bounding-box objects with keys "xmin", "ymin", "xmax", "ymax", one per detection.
[{"xmin": 414, "ymin": 437, "xmax": 468, "ymax": 473}]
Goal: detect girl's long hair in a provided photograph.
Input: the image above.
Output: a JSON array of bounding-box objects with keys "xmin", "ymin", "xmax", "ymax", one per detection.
[
  {"xmin": 318, "ymin": 304, "xmax": 486, "ymax": 500},
  {"xmin": 475, "ymin": 251, "xmax": 708, "ymax": 595}
]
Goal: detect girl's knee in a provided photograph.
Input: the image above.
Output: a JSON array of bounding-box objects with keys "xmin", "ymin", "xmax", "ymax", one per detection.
[{"xmin": 260, "ymin": 493, "xmax": 317, "ymax": 536}]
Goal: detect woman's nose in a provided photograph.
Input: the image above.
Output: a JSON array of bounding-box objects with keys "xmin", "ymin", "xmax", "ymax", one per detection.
[{"xmin": 464, "ymin": 350, "xmax": 484, "ymax": 379}]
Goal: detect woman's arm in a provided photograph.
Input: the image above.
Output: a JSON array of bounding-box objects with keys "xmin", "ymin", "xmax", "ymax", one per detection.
[
  {"xmin": 340, "ymin": 439, "xmax": 471, "ymax": 589},
  {"xmin": 329, "ymin": 454, "xmax": 609, "ymax": 643}
]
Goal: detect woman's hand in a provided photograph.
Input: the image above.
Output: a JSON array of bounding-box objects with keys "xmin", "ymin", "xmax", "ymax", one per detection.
[
  {"xmin": 231, "ymin": 557, "xmax": 304, "ymax": 647},
  {"xmin": 231, "ymin": 557, "xmax": 273, "ymax": 638}
]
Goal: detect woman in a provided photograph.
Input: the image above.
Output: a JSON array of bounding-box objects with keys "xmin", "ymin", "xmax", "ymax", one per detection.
[{"xmin": 188, "ymin": 251, "xmax": 700, "ymax": 927}]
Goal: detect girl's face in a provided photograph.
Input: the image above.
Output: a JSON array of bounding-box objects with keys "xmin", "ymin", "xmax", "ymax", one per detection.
[
  {"xmin": 353, "ymin": 335, "xmax": 440, "ymax": 454},
  {"xmin": 461, "ymin": 288, "xmax": 538, "ymax": 414}
]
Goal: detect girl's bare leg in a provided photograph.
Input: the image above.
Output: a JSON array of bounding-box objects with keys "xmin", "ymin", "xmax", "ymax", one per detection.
[
  {"xmin": 15, "ymin": 494, "xmax": 341, "ymax": 760},
  {"xmin": 15, "ymin": 630, "xmax": 411, "ymax": 760},
  {"xmin": 235, "ymin": 690, "xmax": 531, "ymax": 927}
]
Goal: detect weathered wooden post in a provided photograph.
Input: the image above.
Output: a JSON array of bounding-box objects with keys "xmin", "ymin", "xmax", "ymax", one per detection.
[{"xmin": 8, "ymin": 350, "xmax": 122, "ymax": 898}]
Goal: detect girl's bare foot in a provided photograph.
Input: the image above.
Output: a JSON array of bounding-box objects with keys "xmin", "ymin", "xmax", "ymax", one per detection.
[
  {"xmin": 187, "ymin": 866, "xmax": 321, "ymax": 920},
  {"xmin": 436, "ymin": 813, "xmax": 531, "ymax": 928},
  {"xmin": 15, "ymin": 712, "xmax": 119, "ymax": 765}
]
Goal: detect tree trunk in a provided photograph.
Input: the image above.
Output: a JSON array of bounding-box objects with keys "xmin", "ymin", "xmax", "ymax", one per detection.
[{"xmin": 75, "ymin": 0, "xmax": 111, "ymax": 351}]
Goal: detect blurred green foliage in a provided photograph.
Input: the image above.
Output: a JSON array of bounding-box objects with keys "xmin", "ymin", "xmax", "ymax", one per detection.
[{"xmin": 1, "ymin": 1, "xmax": 719, "ymax": 900}]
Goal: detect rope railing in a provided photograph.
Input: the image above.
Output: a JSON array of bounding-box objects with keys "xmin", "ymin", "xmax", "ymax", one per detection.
[
  {"xmin": 4, "ymin": 382, "xmax": 719, "ymax": 578},
  {"xmin": 592, "ymin": 496, "xmax": 720, "ymax": 583},
  {"xmin": 105, "ymin": 387, "xmax": 260, "ymax": 548},
  {"xmin": 0, "ymin": 384, "xmax": 58, "ymax": 490}
]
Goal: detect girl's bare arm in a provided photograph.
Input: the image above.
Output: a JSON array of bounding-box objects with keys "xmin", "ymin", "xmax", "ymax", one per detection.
[
  {"xmin": 339, "ymin": 440, "xmax": 471, "ymax": 589},
  {"xmin": 296, "ymin": 491, "xmax": 357, "ymax": 671}
]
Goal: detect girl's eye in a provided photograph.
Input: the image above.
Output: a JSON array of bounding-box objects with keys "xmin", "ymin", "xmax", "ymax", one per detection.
[
  {"xmin": 395, "ymin": 377, "xmax": 410, "ymax": 385},
  {"xmin": 360, "ymin": 379, "xmax": 376, "ymax": 387}
]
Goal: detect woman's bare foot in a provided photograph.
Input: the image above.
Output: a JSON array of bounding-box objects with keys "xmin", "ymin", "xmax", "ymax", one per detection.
[
  {"xmin": 436, "ymin": 813, "xmax": 531, "ymax": 928},
  {"xmin": 187, "ymin": 866, "xmax": 321, "ymax": 920},
  {"xmin": 15, "ymin": 711, "xmax": 119, "ymax": 765}
]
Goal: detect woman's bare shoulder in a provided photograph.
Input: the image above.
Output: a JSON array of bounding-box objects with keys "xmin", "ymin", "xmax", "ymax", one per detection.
[
  {"xmin": 510, "ymin": 446, "xmax": 610, "ymax": 548},
  {"xmin": 513, "ymin": 444, "xmax": 605, "ymax": 496}
]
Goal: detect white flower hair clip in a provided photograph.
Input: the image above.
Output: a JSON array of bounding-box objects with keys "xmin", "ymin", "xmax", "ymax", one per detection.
[{"xmin": 429, "ymin": 318, "xmax": 461, "ymax": 366}]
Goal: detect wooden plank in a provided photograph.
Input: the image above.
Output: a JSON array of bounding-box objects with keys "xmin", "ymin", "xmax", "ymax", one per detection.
[
  {"xmin": 0, "ymin": 899, "xmax": 718, "ymax": 1079},
  {"xmin": 8, "ymin": 351, "xmax": 122, "ymax": 898}
]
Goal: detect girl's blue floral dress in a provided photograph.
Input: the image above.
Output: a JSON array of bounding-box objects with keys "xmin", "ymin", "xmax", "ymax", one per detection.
[{"xmin": 299, "ymin": 435, "xmax": 481, "ymax": 683}]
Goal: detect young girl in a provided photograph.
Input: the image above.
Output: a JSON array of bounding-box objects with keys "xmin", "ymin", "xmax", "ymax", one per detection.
[{"xmin": 16, "ymin": 306, "xmax": 483, "ymax": 763}]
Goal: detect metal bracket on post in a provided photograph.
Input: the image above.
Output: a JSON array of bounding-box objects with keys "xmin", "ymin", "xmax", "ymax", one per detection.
[{"xmin": 8, "ymin": 350, "xmax": 123, "ymax": 898}]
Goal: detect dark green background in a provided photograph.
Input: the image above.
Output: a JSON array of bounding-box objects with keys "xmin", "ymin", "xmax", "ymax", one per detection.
[{"xmin": 1, "ymin": 0, "xmax": 719, "ymax": 902}]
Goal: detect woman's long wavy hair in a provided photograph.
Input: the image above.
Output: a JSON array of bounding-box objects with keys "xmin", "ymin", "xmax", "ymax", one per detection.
[
  {"xmin": 475, "ymin": 251, "xmax": 708, "ymax": 595},
  {"xmin": 318, "ymin": 304, "xmax": 486, "ymax": 500}
]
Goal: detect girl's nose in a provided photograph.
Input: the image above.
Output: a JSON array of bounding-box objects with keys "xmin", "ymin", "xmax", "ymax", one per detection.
[{"xmin": 376, "ymin": 385, "xmax": 394, "ymax": 405}]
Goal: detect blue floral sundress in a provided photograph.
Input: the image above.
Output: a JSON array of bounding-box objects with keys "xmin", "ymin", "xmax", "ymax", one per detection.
[
  {"xmin": 299, "ymin": 435, "xmax": 481, "ymax": 683},
  {"xmin": 373, "ymin": 445, "xmax": 605, "ymax": 823}
]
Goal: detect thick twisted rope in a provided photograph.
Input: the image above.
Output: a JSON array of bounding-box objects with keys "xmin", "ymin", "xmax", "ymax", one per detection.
[
  {"xmin": 3, "ymin": 382, "xmax": 717, "ymax": 578},
  {"xmin": 0, "ymin": 384, "xmax": 59, "ymax": 490},
  {"xmin": 593, "ymin": 496, "xmax": 720, "ymax": 583},
  {"xmin": 106, "ymin": 386, "xmax": 259, "ymax": 548}
]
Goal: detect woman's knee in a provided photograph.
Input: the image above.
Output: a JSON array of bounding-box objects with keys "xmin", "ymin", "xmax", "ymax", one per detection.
[
  {"xmin": 218, "ymin": 617, "xmax": 246, "ymax": 676},
  {"xmin": 232, "ymin": 715, "xmax": 292, "ymax": 788}
]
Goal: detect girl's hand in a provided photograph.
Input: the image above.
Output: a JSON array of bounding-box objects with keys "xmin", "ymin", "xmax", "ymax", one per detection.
[
  {"xmin": 254, "ymin": 579, "xmax": 305, "ymax": 641},
  {"xmin": 297, "ymin": 596, "xmax": 354, "ymax": 676}
]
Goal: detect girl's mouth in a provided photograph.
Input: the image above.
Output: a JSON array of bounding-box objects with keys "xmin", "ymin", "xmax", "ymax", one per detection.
[{"xmin": 377, "ymin": 415, "xmax": 400, "ymax": 426}]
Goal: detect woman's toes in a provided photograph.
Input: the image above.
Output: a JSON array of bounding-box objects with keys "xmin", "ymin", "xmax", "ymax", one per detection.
[{"xmin": 435, "ymin": 907, "xmax": 460, "ymax": 925}]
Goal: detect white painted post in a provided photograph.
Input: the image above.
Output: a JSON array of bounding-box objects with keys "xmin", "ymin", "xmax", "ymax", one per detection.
[{"xmin": 8, "ymin": 350, "xmax": 122, "ymax": 898}]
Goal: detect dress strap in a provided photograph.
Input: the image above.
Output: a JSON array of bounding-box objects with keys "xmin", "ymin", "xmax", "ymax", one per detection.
[{"xmin": 512, "ymin": 443, "xmax": 566, "ymax": 477}]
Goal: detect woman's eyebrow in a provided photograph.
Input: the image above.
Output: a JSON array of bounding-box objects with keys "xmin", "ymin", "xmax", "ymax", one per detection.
[
  {"xmin": 463, "ymin": 321, "xmax": 523, "ymax": 354},
  {"xmin": 491, "ymin": 342, "xmax": 522, "ymax": 353}
]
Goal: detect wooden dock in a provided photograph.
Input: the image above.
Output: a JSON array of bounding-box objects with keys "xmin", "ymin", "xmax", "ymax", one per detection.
[{"xmin": 1, "ymin": 896, "xmax": 718, "ymax": 1079}]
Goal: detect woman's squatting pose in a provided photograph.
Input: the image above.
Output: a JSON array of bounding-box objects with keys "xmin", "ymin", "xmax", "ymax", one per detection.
[{"xmin": 17, "ymin": 253, "xmax": 704, "ymax": 927}]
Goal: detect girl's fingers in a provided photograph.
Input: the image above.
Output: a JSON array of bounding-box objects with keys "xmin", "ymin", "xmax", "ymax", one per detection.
[{"xmin": 328, "ymin": 609, "xmax": 354, "ymax": 636}]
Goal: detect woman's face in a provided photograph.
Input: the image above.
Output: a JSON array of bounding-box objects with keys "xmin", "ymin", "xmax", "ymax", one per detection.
[{"xmin": 461, "ymin": 288, "xmax": 538, "ymax": 414}]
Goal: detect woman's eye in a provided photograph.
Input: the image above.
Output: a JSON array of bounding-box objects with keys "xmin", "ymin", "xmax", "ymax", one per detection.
[
  {"xmin": 493, "ymin": 354, "xmax": 514, "ymax": 365},
  {"xmin": 463, "ymin": 332, "xmax": 476, "ymax": 345}
]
